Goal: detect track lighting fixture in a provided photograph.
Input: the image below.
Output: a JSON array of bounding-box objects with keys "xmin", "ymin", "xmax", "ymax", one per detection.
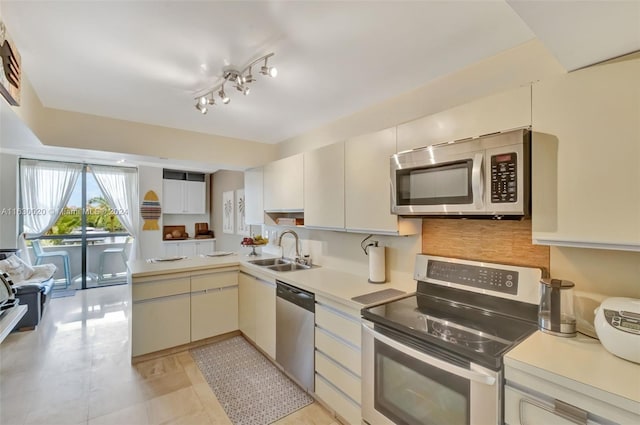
[{"xmin": 194, "ymin": 52, "xmax": 276, "ymax": 114}]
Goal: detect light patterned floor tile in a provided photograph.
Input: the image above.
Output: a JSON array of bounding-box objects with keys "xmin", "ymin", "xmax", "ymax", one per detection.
[
  {"xmin": 88, "ymin": 401, "xmax": 149, "ymax": 425},
  {"xmin": 0, "ymin": 285, "xmax": 335, "ymax": 425}
]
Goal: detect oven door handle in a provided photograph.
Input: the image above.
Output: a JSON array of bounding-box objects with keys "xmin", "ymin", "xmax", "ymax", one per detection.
[{"xmin": 363, "ymin": 322, "xmax": 496, "ymax": 386}]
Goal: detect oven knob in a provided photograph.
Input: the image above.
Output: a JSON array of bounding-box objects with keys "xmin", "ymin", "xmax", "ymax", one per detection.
[
  {"xmin": 449, "ymin": 338, "xmax": 457, "ymax": 344},
  {"xmin": 506, "ymin": 280, "xmax": 513, "ymax": 287}
]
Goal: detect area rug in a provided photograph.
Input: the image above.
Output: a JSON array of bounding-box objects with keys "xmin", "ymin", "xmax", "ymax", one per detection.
[
  {"xmin": 50, "ymin": 289, "xmax": 76, "ymax": 299},
  {"xmin": 190, "ymin": 336, "xmax": 313, "ymax": 425}
]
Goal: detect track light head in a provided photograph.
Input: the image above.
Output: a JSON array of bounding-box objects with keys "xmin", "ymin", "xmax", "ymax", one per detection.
[
  {"xmin": 244, "ymin": 67, "xmax": 255, "ymax": 83},
  {"xmin": 195, "ymin": 103, "xmax": 208, "ymax": 114},
  {"xmin": 219, "ymin": 88, "xmax": 230, "ymax": 104},
  {"xmin": 198, "ymin": 96, "xmax": 208, "ymax": 106}
]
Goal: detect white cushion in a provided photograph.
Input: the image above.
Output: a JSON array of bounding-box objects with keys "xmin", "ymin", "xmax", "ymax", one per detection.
[{"xmin": 0, "ymin": 254, "xmax": 35, "ymax": 283}]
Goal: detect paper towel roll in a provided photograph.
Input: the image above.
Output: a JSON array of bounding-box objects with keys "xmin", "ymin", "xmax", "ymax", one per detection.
[{"xmin": 368, "ymin": 246, "xmax": 386, "ymax": 283}]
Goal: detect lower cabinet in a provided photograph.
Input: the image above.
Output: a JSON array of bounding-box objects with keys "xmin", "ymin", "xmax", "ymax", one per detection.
[
  {"xmin": 314, "ymin": 296, "xmax": 362, "ymax": 425},
  {"xmin": 191, "ymin": 270, "xmax": 239, "ymax": 341},
  {"xmin": 131, "ymin": 267, "xmax": 238, "ymax": 357},
  {"xmin": 131, "ymin": 273, "xmax": 192, "ymax": 357},
  {"xmin": 163, "ymin": 240, "xmax": 215, "ymax": 258},
  {"xmin": 238, "ymin": 271, "xmax": 276, "ymax": 359}
]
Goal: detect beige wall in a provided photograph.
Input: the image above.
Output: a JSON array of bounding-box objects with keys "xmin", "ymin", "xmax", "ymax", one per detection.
[
  {"xmin": 211, "ymin": 170, "xmax": 255, "ymax": 252},
  {"xmin": 10, "ymin": 76, "xmax": 278, "ymax": 170},
  {"xmin": 0, "ymin": 153, "xmax": 19, "ymax": 248},
  {"xmin": 550, "ymin": 247, "xmax": 640, "ymax": 298}
]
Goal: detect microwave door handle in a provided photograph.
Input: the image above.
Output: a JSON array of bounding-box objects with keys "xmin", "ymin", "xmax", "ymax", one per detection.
[
  {"xmin": 362, "ymin": 322, "xmax": 496, "ymax": 386},
  {"xmin": 472, "ymin": 153, "xmax": 484, "ymax": 209}
]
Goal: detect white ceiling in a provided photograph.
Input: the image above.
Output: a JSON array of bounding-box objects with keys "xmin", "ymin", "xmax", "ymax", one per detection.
[{"xmin": 1, "ymin": 0, "xmax": 639, "ymax": 148}]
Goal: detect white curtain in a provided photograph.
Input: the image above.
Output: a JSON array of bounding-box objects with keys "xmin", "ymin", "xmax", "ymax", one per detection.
[
  {"xmin": 90, "ymin": 165, "xmax": 141, "ymax": 261},
  {"xmin": 19, "ymin": 160, "xmax": 82, "ymax": 264}
]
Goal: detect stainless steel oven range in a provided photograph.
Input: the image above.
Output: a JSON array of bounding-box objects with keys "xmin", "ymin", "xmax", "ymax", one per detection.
[{"xmin": 362, "ymin": 255, "xmax": 543, "ymax": 425}]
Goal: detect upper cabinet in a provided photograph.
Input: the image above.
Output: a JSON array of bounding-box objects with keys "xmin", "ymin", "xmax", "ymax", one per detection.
[
  {"xmin": 304, "ymin": 142, "xmax": 345, "ymax": 230},
  {"xmin": 531, "ymin": 57, "xmax": 640, "ymax": 251},
  {"xmin": 397, "ymin": 85, "xmax": 532, "ymax": 152},
  {"xmin": 263, "ymin": 154, "xmax": 304, "ymax": 212},
  {"xmin": 301, "ymin": 129, "xmax": 419, "ymax": 235},
  {"xmin": 244, "ymin": 167, "xmax": 264, "ymax": 225},
  {"xmin": 345, "ymin": 128, "xmax": 419, "ymax": 235},
  {"xmin": 162, "ymin": 169, "xmax": 206, "ymax": 214}
]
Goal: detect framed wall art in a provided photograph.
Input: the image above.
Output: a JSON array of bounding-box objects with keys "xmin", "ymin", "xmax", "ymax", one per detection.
[{"xmin": 222, "ymin": 190, "xmax": 234, "ymax": 234}]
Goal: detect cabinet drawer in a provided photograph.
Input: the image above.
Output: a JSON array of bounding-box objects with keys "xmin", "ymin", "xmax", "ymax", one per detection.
[
  {"xmin": 316, "ymin": 374, "xmax": 361, "ymax": 425},
  {"xmin": 132, "ymin": 276, "xmax": 190, "ymax": 301},
  {"xmin": 316, "ymin": 351, "xmax": 361, "ymax": 404},
  {"xmin": 316, "ymin": 303, "xmax": 361, "ymax": 348},
  {"xmin": 315, "ymin": 327, "xmax": 361, "ymax": 376},
  {"xmin": 505, "ymin": 386, "xmax": 581, "ymax": 425},
  {"xmin": 191, "ymin": 271, "xmax": 238, "ymax": 291}
]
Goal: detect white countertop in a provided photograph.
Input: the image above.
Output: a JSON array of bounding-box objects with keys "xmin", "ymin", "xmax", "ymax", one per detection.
[
  {"xmin": 505, "ymin": 331, "xmax": 640, "ymax": 412},
  {"xmin": 161, "ymin": 238, "xmax": 216, "ymax": 243},
  {"xmin": 128, "ymin": 254, "xmax": 416, "ymax": 309}
]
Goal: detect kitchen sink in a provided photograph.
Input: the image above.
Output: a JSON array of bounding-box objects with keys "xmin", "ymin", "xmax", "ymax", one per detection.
[
  {"xmin": 265, "ymin": 263, "xmax": 312, "ymax": 272},
  {"xmin": 247, "ymin": 258, "xmax": 291, "ymax": 267},
  {"xmin": 247, "ymin": 257, "xmax": 314, "ymax": 272}
]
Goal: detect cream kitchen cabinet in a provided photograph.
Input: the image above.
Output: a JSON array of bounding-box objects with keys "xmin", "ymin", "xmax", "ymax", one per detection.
[
  {"xmin": 163, "ymin": 176, "xmax": 206, "ymax": 215},
  {"xmin": 531, "ymin": 57, "xmax": 640, "ymax": 251},
  {"xmin": 314, "ymin": 296, "xmax": 362, "ymax": 425},
  {"xmin": 263, "ymin": 153, "xmax": 304, "ymax": 212},
  {"xmin": 238, "ymin": 272, "xmax": 257, "ymax": 341},
  {"xmin": 190, "ymin": 269, "xmax": 239, "ymax": 341},
  {"xmin": 163, "ymin": 239, "xmax": 215, "ymax": 258},
  {"xmin": 244, "ymin": 167, "xmax": 264, "ymax": 224},
  {"xmin": 345, "ymin": 128, "xmax": 420, "ymax": 235},
  {"xmin": 163, "ymin": 241, "xmax": 196, "ymax": 258},
  {"xmin": 254, "ymin": 276, "xmax": 276, "ymax": 359},
  {"xmin": 396, "ymin": 85, "xmax": 531, "ymax": 152},
  {"xmin": 238, "ymin": 271, "xmax": 276, "ymax": 359},
  {"xmin": 304, "ymin": 142, "xmax": 345, "ymax": 230},
  {"xmin": 194, "ymin": 240, "xmax": 215, "ymax": 256},
  {"xmin": 131, "ymin": 272, "xmax": 191, "ymax": 357}
]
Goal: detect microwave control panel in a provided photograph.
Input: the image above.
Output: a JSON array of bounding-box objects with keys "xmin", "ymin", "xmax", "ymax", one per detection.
[{"xmin": 491, "ymin": 152, "xmax": 517, "ymax": 203}]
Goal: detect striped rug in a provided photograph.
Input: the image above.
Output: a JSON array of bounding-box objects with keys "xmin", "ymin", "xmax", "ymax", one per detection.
[{"xmin": 191, "ymin": 336, "xmax": 313, "ymax": 425}]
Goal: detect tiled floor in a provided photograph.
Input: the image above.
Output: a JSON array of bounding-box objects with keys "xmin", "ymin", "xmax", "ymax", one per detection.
[{"xmin": 0, "ymin": 285, "xmax": 338, "ymax": 425}]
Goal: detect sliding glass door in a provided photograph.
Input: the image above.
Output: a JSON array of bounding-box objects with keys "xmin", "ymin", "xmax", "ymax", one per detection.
[{"xmin": 20, "ymin": 160, "xmax": 135, "ymax": 290}]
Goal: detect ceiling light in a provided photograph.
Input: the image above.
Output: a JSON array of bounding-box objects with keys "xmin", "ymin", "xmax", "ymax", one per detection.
[
  {"xmin": 260, "ymin": 56, "xmax": 277, "ymax": 77},
  {"xmin": 219, "ymin": 87, "xmax": 230, "ymax": 104},
  {"xmin": 195, "ymin": 103, "xmax": 208, "ymax": 114},
  {"xmin": 194, "ymin": 52, "xmax": 276, "ymax": 114},
  {"xmin": 245, "ymin": 67, "xmax": 255, "ymax": 83}
]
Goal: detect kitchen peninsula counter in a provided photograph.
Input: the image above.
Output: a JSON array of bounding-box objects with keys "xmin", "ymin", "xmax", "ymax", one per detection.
[{"xmin": 128, "ymin": 255, "xmax": 415, "ymax": 309}]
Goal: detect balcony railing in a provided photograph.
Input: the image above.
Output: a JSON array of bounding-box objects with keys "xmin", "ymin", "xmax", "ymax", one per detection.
[{"xmin": 28, "ymin": 233, "xmax": 131, "ymax": 289}]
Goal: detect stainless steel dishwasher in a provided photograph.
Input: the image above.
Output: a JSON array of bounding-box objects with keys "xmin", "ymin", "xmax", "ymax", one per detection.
[{"xmin": 276, "ymin": 280, "xmax": 315, "ymax": 393}]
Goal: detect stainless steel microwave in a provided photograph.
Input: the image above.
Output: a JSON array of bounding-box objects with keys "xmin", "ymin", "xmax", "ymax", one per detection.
[{"xmin": 391, "ymin": 128, "xmax": 530, "ymax": 217}]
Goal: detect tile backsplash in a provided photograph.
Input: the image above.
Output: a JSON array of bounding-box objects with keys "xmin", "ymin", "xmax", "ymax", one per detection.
[{"xmin": 422, "ymin": 218, "xmax": 550, "ymax": 273}]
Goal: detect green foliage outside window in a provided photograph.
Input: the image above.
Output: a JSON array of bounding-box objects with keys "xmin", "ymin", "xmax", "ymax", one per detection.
[{"xmin": 47, "ymin": 196, "xmax": 125, "ymax": 238}]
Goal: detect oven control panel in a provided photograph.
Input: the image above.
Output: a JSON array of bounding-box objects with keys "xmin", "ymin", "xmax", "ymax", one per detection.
[
  {"xmin": 426, "ymin": 260, "xmax": 519, "ymax": 295},
  {"xmin": 491, "ymin": 152, "xmax": 517, "ymax": 203}
]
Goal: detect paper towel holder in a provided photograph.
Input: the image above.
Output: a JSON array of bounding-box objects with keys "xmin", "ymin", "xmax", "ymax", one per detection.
[{"xmin": 361, "ymin": 235, "xmax": 386, "ymax": 284}]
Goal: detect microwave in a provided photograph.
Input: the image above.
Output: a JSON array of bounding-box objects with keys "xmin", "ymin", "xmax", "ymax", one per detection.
[{"xmin": 391, "ymin": 128, "xmax": 530, "ymax": 217}]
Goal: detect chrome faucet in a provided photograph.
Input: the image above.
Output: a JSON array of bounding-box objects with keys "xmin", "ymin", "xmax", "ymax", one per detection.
[{"xmin": 277, "ymin": 230, "xmax": 300, "ymax": 260}]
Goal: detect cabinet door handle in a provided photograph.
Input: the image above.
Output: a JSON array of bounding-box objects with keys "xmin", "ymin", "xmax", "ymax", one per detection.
[{"xmin": 519, "ymin": 398, "xmax": 587, "ymax": 425}]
